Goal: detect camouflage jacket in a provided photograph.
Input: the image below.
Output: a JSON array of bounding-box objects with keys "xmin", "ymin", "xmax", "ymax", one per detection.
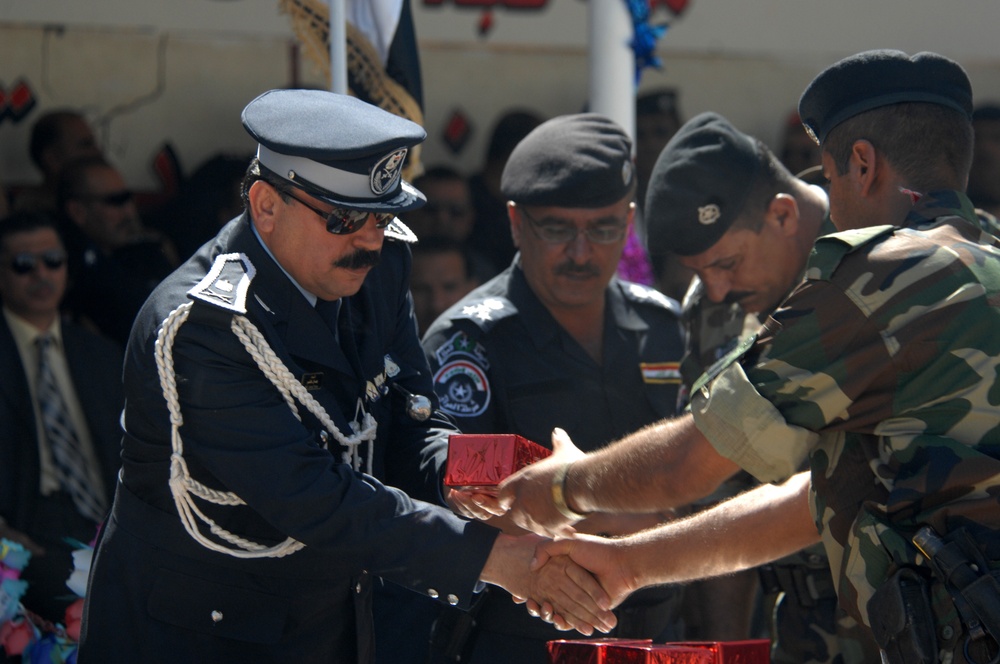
[{"xmin": 690, "ymin": 191, "xmax": 1000, "ymax": 649}]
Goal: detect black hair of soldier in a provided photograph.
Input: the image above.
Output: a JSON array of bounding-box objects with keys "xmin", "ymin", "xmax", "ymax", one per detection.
[
  {"xmin": 647, "ymin": 138, "xmax": 798, "ymax": 279},
  {"xmin": 823, "ymin": 102, "xmax": 974, "ymax": 192},
  {"xmin": 411, "ymin": 235, "xmax": 477, "ymax": 282}
]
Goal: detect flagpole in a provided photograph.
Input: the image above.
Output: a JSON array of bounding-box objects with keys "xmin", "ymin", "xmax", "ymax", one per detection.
[
  {"xmin": 589, "ymin": 0, "xmax": 635, "ymax": 143},
  {"xmin": 328, "ymin": 0, "xmax": 348, "ymax": 94}
]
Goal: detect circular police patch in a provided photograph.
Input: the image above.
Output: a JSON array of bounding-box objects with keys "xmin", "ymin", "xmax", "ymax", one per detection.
[{"xmin": 433, "ymin": 360, "xmax": 490, "ymax": 418}]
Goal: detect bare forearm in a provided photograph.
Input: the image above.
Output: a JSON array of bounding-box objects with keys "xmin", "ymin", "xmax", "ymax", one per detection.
[
  {"xmin": 621, "ymin": 471, "xmax": 818, "ymax": 589},
  {"xmin": 566, "ymin": 414, "xmax": 740, "ymax": 515}
]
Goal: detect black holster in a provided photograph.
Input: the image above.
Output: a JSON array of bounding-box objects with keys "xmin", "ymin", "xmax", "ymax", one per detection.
[
  {"xmin": 913, "ymin": 526, "xmax": 1000, "ymax": 664},
  {"xmin": 867, "ymin": 566, "xmax": 938, "ymax": 664}
]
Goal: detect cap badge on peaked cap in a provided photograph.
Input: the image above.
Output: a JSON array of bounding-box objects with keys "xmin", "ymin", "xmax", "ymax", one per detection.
[{"xmin": 371, "ymin": 148, "xmax": 407, "ymax": 196}]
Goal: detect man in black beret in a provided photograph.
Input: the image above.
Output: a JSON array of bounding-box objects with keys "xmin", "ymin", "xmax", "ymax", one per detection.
[
  {"xmin": 77, "ymin": 89, "xmax": 616, "ymax": 663},
  {"xmin": 421, "ymin": 113, "xmax": 686, "ymax": 663},
  {"xmin": 488, "ymin": 50, "xmax": 1000, "ymax": 664},
  {"xmin": 644, "ymin": 111, "xmax": 881, "ymax": 664}
]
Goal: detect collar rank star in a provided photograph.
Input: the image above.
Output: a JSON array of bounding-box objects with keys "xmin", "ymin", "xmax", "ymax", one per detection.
[{"xmin": 462, "ymin": 298, "xmax": 504, "ymax": 321}]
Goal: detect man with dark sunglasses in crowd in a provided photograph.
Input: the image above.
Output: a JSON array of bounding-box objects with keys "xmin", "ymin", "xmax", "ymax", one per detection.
[
  {"xmin": 56, "ymin": 155, "xmax": 177, "ymax": 345},
  {"xmin": 0, "ymin": 210, "xmax": 124, "ymax": 627},
  {"xmin": 77, "ymin": 89, "xmax": 615, "ymax": 664},
  {"xmin": 418, "ymin": 114, "xmax": 686, "ymax": 664}
]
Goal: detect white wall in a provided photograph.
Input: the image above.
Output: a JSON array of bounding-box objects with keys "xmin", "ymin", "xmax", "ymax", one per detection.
[{"xmin": 1, "ymin": 0, "xmax": 999, "ymax": 189}]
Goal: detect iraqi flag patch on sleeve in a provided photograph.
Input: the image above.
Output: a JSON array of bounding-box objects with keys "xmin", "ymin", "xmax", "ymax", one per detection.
[{"xmin": 640, "ymin": 362, "xmax": 682, "ymax": 384}]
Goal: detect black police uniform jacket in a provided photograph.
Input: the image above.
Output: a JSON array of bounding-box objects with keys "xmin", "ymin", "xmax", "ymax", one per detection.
[
  {"xmin": 424, "ymin": 260, "xmax": 684, "ymax": 445},
  {"xmin": 78, "ymin": 213, "xmax": 498, "ymax": 664},
  {"xmin": 420, "ymin": 260, "xmax": 686, "ymax": 660}
]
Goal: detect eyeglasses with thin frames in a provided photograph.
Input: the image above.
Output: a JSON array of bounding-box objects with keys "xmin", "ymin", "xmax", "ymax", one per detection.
[
  {"xmin": 519, "ymin": 206, "xmax": 628, "ymax": 245},
  {"xmin": 280, "ymin": 186, "xmax": 395, "ymax": 235},
  {"xmin": 8, "ymin": 250, "xmax": 67, "ymax": 275}
]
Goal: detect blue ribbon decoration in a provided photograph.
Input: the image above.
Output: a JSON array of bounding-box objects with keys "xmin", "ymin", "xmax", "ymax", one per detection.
[{"xmin": 623, "ymin": 0, "xmax": 669, "ymax": 85}]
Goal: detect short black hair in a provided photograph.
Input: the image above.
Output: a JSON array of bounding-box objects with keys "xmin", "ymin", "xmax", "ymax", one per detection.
[
  {"xmin": 239, "ymin": 158, "xmax": 292, "ymax": 208},
  {"xmin": 29, "ymin": 110, "xmax": 88, "ymax": 171},
  {"xmin": 825, "ymin": 102, "xmax": 973, "ymax": 191},
  {"xmin": 0, "ymin": 209, "xmax": 63, "ymax": 252}
]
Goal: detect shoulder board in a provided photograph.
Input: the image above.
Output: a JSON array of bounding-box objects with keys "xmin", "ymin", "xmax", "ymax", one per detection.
[
  {"xmin": 454, "ymin": 295, "xmax": 517, "ymax": 331},
  {"xmin": 807, "ymin": 225, "xmax": 894, "ymax": 280},
  {"xmin": 187, "ymin": 252, "xmax": 256, "ymax": 314},
  {"xmin": 622, "ymin": 282, "xmax": 681, "ymax": 315},
  {"xmin": 385, "ymin": 217, "xmax": 417, "ymax": 243}
]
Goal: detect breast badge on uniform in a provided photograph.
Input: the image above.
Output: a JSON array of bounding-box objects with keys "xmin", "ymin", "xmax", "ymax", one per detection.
[
  {"xmin": 433, "ymin": 359, "xmax": 490, "ymax": 418},
  {"xmin": 365, "ymin": 354, "xmax": 402, "ymax": 403},
  {"xmin": 433, "ymin": 331, "xmax": 490, "ymax": 368}
]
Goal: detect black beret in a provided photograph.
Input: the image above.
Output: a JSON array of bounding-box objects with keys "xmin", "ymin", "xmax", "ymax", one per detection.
[
  {"xmin": 242, "ymin": 89, "xmax": 427, "ymax": 213},
  {"xmin": 798, "ymin": 50, "xmax": 973, "ymax": 145},
  {"xmin": 644, "ymin": 112, "xmax": 761, "ymax": 257},
  {"xmin": 500, "ymin": 113, "xmax": 634, "ymax": 208}
]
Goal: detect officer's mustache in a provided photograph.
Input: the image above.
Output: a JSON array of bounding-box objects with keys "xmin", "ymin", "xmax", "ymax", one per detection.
[
  {"xmin": 335, "ymin": 249, "xmax": 381, "ymax": 270},
  {"xmin": 555, "ymin": 261, "xmax": 600, "ymax": 278}
]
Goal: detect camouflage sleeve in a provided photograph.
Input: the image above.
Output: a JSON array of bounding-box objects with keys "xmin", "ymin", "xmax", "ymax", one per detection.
[{"xmin": 691, "ymin": 276, "xmax": 885, "ymax": 483}]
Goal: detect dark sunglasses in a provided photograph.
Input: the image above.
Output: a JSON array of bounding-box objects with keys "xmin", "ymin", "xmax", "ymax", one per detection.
[
  {"xmin": 80, "ymin": 190, "xmax": 135, "ymax": 207},
  {"xmin": 283, "ymin": 188, "xmax": 394, "ymax": 235},
  {"xmin": 9, "ymin": 250, "xmax": 67, "ymax": 275}
]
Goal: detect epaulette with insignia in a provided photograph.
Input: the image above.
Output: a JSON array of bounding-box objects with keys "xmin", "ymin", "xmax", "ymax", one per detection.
[
  {"xmin": 807, "ymin": 225, "xmax": 894, "ymax": 280},
  {"xmin": 384, "ymin": 217, "xmax": 417, "ymax": 243},
  {"xmin": 188, "ymin": 252, "xmax": 256, "ymax": 315},
  {"xmin": 455, "ymin": 296, "xmax": 516, "ymax": 332},
  {"xmin": 622, "ymin": 282, "xmax": 681, "ymax": 316}
]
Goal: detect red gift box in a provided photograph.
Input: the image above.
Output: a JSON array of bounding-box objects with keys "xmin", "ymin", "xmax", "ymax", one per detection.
[
  {"xmin": 548, "ymin": 640, "xmax": 714, "ymax": 664},
  {"xmin": 669, "ymin": 640, "xmax": 771, "ymax": 663},
  {"xmin": 547, "ymin": 639, "xmax": 652, "ymax": 664},
  {"xmin": 444, "ymin": 434, "xmax": 551, "ymax": 493}
]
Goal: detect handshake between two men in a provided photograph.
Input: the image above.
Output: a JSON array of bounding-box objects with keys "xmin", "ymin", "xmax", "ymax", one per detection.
[{"xmin": 452, "ymin": 426, "xmax": 819, "ymax": 635}]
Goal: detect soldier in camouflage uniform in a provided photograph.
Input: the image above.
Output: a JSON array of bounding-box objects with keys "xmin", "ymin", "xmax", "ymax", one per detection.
[
  {"xmin": 651, "ymin": 112, "xmax": 878, "ymax": 663},
  {"xmin": 493, "ymin": 50, "xmax": 1000, "ymax": 664}
]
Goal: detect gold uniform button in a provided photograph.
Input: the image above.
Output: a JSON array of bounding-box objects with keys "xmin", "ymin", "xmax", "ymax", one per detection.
[
  {"xmin": 211, "ymin": 610, "xmax": 223, "ymax": 623},
  {"xmin": 427, "ymin": 588, "xmax": 439, "ymax": 599},
  {"xmin": 447, "ymin": 594, "xmax": 459, "ymax": 606}
]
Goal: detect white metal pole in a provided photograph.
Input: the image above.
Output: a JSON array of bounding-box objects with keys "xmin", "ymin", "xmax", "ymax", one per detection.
[
  {"xmin": 329, "ymin": 0, "xmax": 348, "ymax": 94},
  {"xmin": 589, "ymin": 0, "xmax": 636, "ymax": 143}
]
